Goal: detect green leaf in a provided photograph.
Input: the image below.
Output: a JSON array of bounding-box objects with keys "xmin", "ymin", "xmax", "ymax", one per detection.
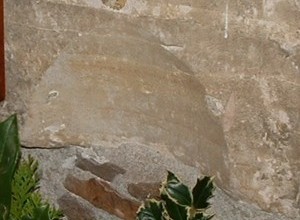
[
  {"xmin": 137, "ymin": 199, "xmax": 164, "ymax": 220},
  {"xmin": 163, "ymin": 194, "xmax": 188, "ymax": 220},
  {"xmin": 192, "ymin": 176, "xmax": 215, "ymax": 210},
  {"xmin": 0, "ymin": 115, "xmax": 21, "ymax": 220},
  {"xmin": 161, "ymin": 171, "xmax": 192, "ymax": 207}
]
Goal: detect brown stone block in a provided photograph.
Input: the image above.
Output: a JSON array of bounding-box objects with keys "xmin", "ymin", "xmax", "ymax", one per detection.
[
  {"xmin": 75, "ymin": 154, "xmax": 126, "ymax": 182},
  {"xmin": 64, "ymin": 174, "xmax": 140, "ymax": 220},
  {"xmin": 21, "ymin": 31, "xmax": 229, "ymax": 187},
  {"xmin": 58, "ymin": 193, "xmax": 96, "ymax": 220},
  {"xmin": 128, "ymin": 182, "xmax": 161, "ymax": 201}
]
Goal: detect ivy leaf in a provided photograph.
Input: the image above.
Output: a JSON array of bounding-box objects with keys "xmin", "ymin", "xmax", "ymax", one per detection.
[
  {"xmin": 161, "ymin": 171, "xmax": 192, "ymax": 207},
  {"xmin": 192, "ymin": 176, "xmax": 214, "ymax": 209}
]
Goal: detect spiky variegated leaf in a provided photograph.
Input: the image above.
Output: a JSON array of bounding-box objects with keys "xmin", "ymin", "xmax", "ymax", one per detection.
[
  {"xmin": 137, "ymin": 199, "xmax": 164, "ymax": 220},
  {"xmin": 0, "ymin": 115, "xmax": 21, "ymax": 220},
  {"xmin": 161, "ymin": 171, "xmax": 192, "ymax": 206},
  {"xmin": 136, "ymin": 171, "xmax": 215, "ymax": 220},
  {"xmin": 192, "ymin": 176, "xmax": 214, "ymax": 209},
  {"xmin": 162, "ymin": 194, "xmax": 188, "ymax": 220}
]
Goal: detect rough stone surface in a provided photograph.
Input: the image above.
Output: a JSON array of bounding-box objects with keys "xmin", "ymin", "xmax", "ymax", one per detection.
[
  {"xmin": 64, "ymin": 174, "xmax": 140, "ymax": 220},
  {"xmin": 20, "ymin": 23, "xmax": 229, "ymax": 187},
  {"xmin": 3, "ymin": 0, "xmax": 300, "ymax": 219},
  {"xmin": 127, "ymin": 182, "xmax": 161, "ymax": 200},
  {"xmin": 21, "ymin": 145, "xmax": 293, "ymax": 220},
  {"xmin": 75, "ymin": 155, "xmax": 126, "ymax": 182},
  {"xmin": 58, "ymin": 193, "xmax": 97, "ymax": 220}
]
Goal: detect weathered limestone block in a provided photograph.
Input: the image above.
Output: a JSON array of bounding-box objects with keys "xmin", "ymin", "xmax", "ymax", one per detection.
[
  {"xmin": 21, "ymin": 28, "xmax": 229, "ymax": 186},
  {"xmin": 64, "ymin": 175, "xmax": 140, "ymax": 220}
]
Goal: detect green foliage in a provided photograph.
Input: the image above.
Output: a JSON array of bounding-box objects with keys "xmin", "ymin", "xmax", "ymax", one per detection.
[
  {"xmin": 137, "ymin": 171, "xmax": 215, "ymax": 220},
  {"xmin": 0, "ymin": 115, "xmax": 63, "ymax": 220},
  {"xmin": 0, "ymin": 114, "xmax": 21, "ymax": 220},
  {"xmin": 10, "ymin": 156, "xmax": 39, "ymax": 219},
  {"xmin": 137, "ymin": 200, "xmax": 164, "ymax": 220},
  {"xmin": 162, "ymin": 171, "xmax": 192, "ymax": 207},
  {"xmin": 10, "ymin": 156, "xmax": 63, "ymax": 220},
  {"xmin": 20, "ymin": 205, "xmax": 52, "ymax": 220}
]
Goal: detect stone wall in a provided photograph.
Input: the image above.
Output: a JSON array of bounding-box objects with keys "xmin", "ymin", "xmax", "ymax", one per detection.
[{"xmin": 2, "ymin": 0, "xmax": 300, "ymax": 219}]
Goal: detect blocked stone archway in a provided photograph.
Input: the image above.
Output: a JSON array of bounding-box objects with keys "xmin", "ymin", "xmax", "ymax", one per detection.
[
  {"xmin": 21, "ymin": 25, "xmax": 229, "ymax": 186},
  {"xmin": 4, "ymin": 0, "xmax": 300, "ymax": 219}
]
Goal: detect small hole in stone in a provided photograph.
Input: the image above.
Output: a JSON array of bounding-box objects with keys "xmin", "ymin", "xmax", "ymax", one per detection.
[{"xmin": 102, "ymin": 0, "xmax": 127, "ymax": 10}]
